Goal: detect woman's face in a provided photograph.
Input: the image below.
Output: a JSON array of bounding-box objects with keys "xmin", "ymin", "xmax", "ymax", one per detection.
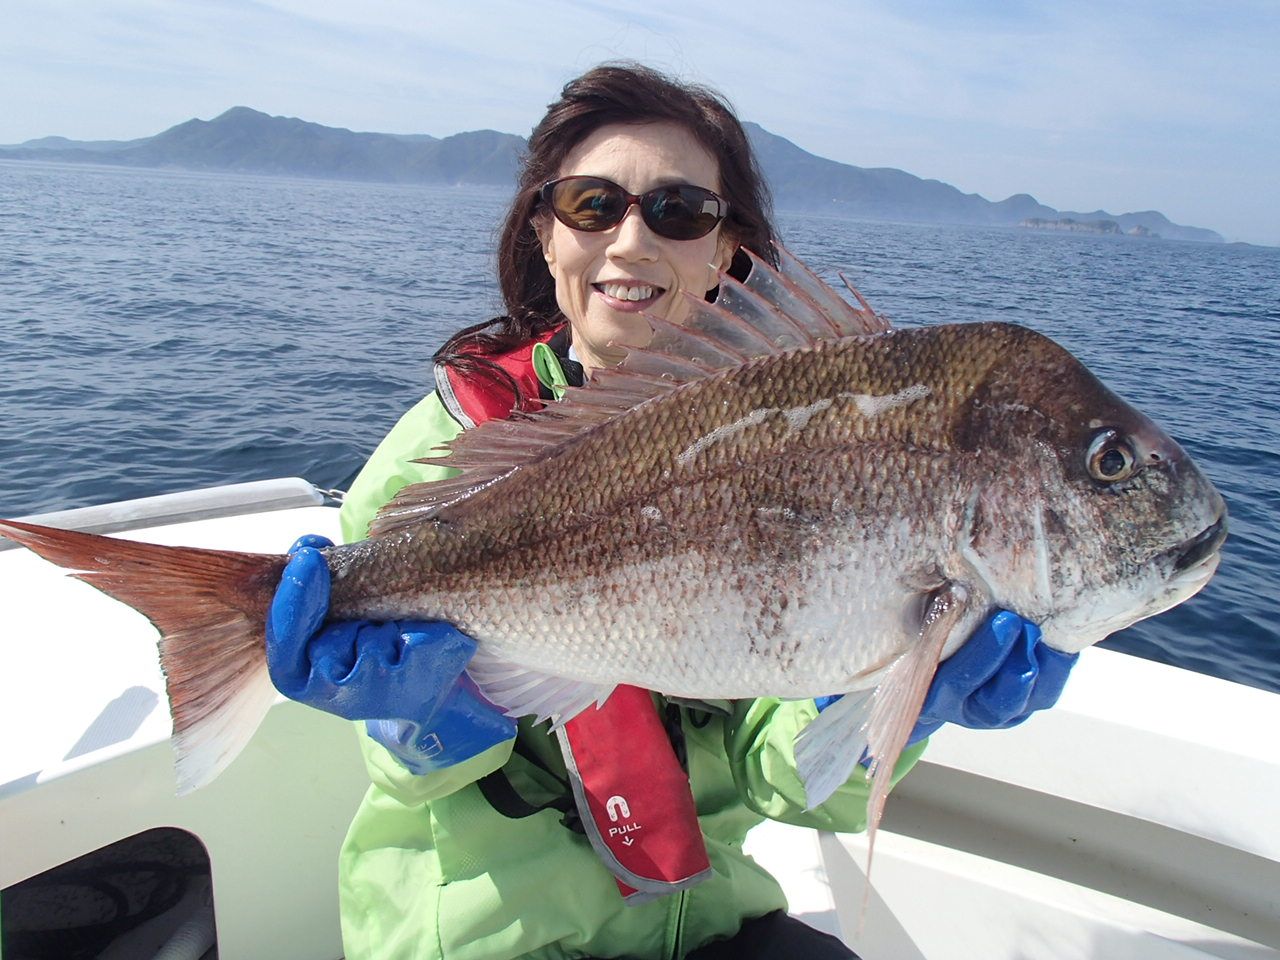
[{"xmin": 535, "ymin": 122, "xmax": 736, "ymax": 375}]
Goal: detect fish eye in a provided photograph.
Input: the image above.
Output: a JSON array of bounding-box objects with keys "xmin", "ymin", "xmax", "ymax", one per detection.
[{"xmin": 1086, "ymin": 429, "xmax": 1137, "ymax": 483}]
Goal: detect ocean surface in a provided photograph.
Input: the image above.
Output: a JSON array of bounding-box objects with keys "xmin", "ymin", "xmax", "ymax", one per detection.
[{"xmin": 2, "ymin": 160, "xmax": 1278, "ymax": 694}]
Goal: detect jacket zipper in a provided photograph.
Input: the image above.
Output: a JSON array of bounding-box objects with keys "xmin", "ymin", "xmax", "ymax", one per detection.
[
  {"xmin": 667, "ymin": 888, "xmax": 688, "ymax": 960},
  {"xmin": 666, "ymin": 705, "xmax": 692, "ymax": 959}
]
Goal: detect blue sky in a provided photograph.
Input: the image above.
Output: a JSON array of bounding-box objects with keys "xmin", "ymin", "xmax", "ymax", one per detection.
[{"xmin": 4, "ymin": 1, "xmax": 1277, "ymax": 244}]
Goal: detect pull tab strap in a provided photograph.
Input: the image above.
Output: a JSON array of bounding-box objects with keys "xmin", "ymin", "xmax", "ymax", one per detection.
[
  {"xmin": 558, "ymin": 685, "xmax": 713, "ymax": 904},
  {"xmin": 531, "ymin": 340, "xmax": 571, "ymax": 401}
]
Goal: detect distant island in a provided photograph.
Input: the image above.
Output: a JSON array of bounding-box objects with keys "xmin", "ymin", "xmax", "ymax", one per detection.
[
  {"xmin": 0, "ymin": 106, "xmax": 1224, "ymax": 243},
  {"xmin": 1019, "ymin": 217, "xmax": 1157, "ymax": 238}
]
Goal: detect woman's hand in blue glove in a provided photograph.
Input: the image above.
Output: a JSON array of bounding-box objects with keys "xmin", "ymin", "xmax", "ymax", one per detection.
[
  {"xmin": 265, "ymin": 535, "xmax": 515, "ymax": 772},
  {"xmin": 908, "ymin": 610, "xmax": 1077, "ymax": 742}
]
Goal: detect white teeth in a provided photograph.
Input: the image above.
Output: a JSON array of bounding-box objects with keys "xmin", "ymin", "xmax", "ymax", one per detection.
[{"xmin": 600, "ymin": 283, "xmax": 657, "ymax": 302}]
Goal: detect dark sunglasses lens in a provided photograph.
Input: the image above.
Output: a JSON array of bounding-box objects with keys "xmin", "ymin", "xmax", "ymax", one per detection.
[
  {"xmin": 547, "ymin": 177, "xmax": 725, "ymax": 239},
  {"xmin": 549, "ymin": 178, "xmax": 628, "ymax": 231},
  {"xmin": 642, "ymin": 186, "xmax": 724, "ymax": 240}
]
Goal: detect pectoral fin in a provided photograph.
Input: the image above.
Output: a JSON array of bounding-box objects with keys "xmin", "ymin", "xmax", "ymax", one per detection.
[
  {"xmin": 860, "ymin": 583, "xmax": 971, "ymax": 823},
  {"xmin": 795, "ymin": 582, "xmax": 973, "ymax": 896}
]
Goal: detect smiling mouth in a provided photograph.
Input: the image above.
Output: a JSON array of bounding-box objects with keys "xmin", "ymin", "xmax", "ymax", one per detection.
[{"xmin": 594, "ymin": 282, "xmax": 665, "ymax": 306}]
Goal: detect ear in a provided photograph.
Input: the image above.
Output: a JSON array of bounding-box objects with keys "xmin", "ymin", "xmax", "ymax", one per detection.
[
  {"xmin": 533, "ymin": 215, "xmax": 557, "ymax": 270},
  {"xmin": 706, "ymin": 235, "xmax": 737, "ymax": 291}
]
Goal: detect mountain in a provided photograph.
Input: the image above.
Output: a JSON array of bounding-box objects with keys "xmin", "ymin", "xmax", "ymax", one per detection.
[
  {"xmin": 0, "ymin": 108, "xmax": 1222, "ymax": 241},
  {"xmin": 0, "ymin": 107, "xmax": 523, "ymax": 186},
  {"xmin": 746, "ymin": 122, "xmax": 1052, "ymax": 226},
  {"xmin": 14, "ymin": 135, "xmax": 147, "ymax": 153},
  {"xmin": 743, "ymin": 123, "xmax": 1221, "ymax": 243}
]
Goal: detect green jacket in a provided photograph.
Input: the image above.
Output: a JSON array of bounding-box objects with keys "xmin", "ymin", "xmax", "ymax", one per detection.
[{"xmin": 335, "ymin": 380, "xmax": 925, "ymax": 960}]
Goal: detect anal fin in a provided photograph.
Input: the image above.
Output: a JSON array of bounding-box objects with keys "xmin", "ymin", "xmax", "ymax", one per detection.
[{"xmin": 465, "ymin": 646, "xmax": 614, "ymax": 728}]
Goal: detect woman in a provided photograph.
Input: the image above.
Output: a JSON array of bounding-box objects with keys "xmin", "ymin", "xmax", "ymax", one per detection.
[{"xmin": 267, "ymin": 63, "xmax": 1076, "ymax": 959}]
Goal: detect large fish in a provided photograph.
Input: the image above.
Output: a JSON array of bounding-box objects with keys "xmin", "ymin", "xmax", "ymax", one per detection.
[{"xmin": 0, "ymin": 248, "xmax": 1225, "ymax": 846}]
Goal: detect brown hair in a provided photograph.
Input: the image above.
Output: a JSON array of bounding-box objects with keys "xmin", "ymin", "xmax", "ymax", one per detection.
[{"xmin": 436, "ymin": 62, "xmax": 778, "ymax": 390}]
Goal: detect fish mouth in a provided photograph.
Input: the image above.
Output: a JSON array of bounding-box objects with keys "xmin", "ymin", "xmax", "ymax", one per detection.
[{"xmin": 1172, "ymin": 514, "xmax": 1228, "ymax": 572}]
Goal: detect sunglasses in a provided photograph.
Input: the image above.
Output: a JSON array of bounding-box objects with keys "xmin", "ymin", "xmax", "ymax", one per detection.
[{"xmin": 540, "ymin": 176, "xmax": 728, "ymax": 241}]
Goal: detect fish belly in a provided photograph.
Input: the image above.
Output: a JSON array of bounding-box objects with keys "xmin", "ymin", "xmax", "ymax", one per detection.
[{"xmin": 402, "ymin": 531, "xmax": 924, "ymax": 700}]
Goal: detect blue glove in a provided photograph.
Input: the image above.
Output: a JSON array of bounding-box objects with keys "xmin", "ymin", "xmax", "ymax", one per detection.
[
  {"xmin": 265, "ymin": 535, "xmax": 516, "ymax": 772},
  {"xmin": 815, "ymin": 610, "xmax": 1077, "ymax": 745},
  {"xmin": 911, "ymin": 610, "xmax": 1077, "ymax": 740}
]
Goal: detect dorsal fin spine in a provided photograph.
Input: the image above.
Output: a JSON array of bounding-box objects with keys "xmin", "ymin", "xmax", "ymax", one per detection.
[
  {"xmin": 743, "ymin": 248, "xmax": 844, "ymax": 339},
  {"xmin": 774, "ymin": 246, "xmax": 888, "ymax": 335},
  {"xmin": 714, "ymin": 273, "xmax": 820, "ymax": 349}
]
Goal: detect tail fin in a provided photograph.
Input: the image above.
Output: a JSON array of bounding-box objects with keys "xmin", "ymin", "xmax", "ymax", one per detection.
[{"xmin": 0, "ymin": 519, "xmax": 286, "ymax": 794}]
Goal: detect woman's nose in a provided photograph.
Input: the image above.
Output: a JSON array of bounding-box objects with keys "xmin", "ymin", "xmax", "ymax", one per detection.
[{"xmin": 606, "ymin": 204, "xmax": 659, "ymax": 260}]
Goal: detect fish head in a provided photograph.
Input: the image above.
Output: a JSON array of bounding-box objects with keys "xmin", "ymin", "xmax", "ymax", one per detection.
[{"xmin": 952, "ymin": 323, "xmax": 1227, "ymax": 654}]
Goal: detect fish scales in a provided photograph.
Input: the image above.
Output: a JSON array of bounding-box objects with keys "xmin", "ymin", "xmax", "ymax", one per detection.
[{"xmin": 324, "ymin": 324, "xmax": 1052, "ymax": 697}]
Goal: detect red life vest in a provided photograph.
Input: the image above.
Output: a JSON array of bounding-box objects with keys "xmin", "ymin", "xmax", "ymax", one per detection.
[
  {"xmin": 433, "ymin": 326, "xmax": 561, "ymax": 427},
  {"xmin": 433, "ymin": 330, "xmax": 713, "ymax": 903}
]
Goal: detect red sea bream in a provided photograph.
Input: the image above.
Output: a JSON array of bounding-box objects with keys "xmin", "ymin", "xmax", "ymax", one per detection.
[{"xmin": 0, "ymin": 247, "xmax": 1226, "ymax": 847}]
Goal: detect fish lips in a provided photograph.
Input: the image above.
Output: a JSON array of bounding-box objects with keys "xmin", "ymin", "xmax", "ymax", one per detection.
[{"xmin": 1170, "ymin": 514, "xmax": 1228, "ymax": 573}]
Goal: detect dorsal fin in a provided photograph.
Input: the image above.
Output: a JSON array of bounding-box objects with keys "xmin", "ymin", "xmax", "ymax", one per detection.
[
  {"xmin": 366, "ymin": 244, "xmax": 890, "ymax": 538},
  {"xmin": 768, "ymin": 245, "xmax": 889, "ymax": 335}
]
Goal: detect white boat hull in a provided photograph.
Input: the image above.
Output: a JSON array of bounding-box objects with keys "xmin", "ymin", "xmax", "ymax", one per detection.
[{"xmin": 746, "ymin": 649, "xmax": 1280, "ymax": 958}]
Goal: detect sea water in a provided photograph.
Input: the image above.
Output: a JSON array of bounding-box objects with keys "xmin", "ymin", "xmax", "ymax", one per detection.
[{"xmin": 2, "ymin": 160, "xmax": 1277, "ymax": 693}]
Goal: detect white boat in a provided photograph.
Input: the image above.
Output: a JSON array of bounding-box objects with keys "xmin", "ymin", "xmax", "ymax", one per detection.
[{"xmin": 2, "ymin": 479, "xmax": 1277, "ymax": 959}]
